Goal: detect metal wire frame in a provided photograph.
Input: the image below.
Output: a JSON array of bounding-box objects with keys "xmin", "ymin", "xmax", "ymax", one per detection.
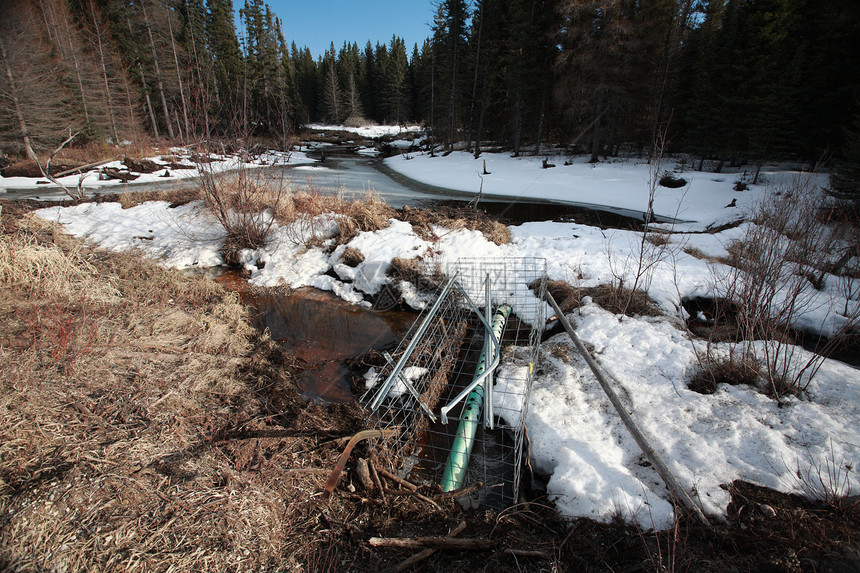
[{"xmin": 361, "ymin": 258, "xmax": 548, "ymax": 508}]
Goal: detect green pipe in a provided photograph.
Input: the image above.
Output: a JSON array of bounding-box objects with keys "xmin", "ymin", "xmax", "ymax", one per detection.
[{"xmin": 440, "ymin": 304, "xmax": 511, "ymax": 492}]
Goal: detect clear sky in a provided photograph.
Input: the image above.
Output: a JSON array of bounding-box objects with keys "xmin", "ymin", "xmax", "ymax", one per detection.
[{"xmin": 256, "ymin": 0, "xmax": 438, "ymax": 60}]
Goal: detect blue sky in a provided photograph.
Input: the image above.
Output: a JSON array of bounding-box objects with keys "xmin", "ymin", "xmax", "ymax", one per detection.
[{"xmin": 255, "ymin": 1, "xmax": 438, "ymax": 59}]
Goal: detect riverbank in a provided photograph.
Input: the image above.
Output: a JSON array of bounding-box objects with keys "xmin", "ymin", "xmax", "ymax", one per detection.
[{"xmin": 3, "ymin": 196, "xmax": 859, "ymax": 571}]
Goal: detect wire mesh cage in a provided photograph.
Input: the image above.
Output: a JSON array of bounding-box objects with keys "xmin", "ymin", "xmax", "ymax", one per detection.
[{"xmin": 361, "ymin": 257, "xmax": 548, "ymax": 509}]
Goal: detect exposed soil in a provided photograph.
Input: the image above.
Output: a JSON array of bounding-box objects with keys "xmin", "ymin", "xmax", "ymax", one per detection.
[{"xmin": 1, "ymin": 196, "xmax": 858, "ymax": 572}]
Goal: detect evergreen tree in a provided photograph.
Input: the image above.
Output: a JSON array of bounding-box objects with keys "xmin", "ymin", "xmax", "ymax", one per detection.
[
  {"xmin": 431, "ymin": 0, "xmax": 470, "ymax": 148},
  {"xmin": 321, "ymin": 45, "xmax": 344, "ymax": 123},
  {"xmin": 207, "ymin": 0, "xmax": 244, "ymax": 129}
]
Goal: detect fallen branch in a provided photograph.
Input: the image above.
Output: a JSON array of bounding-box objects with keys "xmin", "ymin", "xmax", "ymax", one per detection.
[
  {"xmin": 545, "ymin": 291, "xmax": 711, "ymax": 528},
  {"xmin": 53, "ymin": 158, "xmax": 112, "ymax": 178},
  {"xmin": 389, "ymin": 521, "xmax": 467, "ymax": 573},
  {"xmin": 37, "ymin": 129, "xmax": 83, "ymax": 200},
  {"xmin": 376, "ymin": 466, "xmax": 418, "ymax": 491},
  {"xmin": 368, "ymin": 536, "xmax": 492, "ymax": 551}
]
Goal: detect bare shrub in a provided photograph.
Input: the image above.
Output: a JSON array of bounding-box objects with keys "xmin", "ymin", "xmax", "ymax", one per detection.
[
  {"xmin": 703, "ymin": 175, "xmax": 860, "ymax": 399},
  {"xmin": 196, "ymin": 156, "xmax": 289, "ymax": 252},
  {"xmin": 607, "ymin": 129, "xmax": 678, "ymax": 317}
]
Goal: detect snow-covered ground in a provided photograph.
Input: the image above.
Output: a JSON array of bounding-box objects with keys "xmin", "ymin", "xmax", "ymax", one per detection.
[
  {"xmin": 385, "ymin": 151, "xmax": 828, "ymax": 233},
  {"xmin": 305, "ymin": 123, "xmax": 424, "ymax": 140},
  {"xmin": 32, "ymin": 147, "xmax": 859, "ymax": 531}
]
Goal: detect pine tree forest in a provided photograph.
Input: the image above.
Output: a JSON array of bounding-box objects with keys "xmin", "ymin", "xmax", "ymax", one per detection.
[{"xmin": 1, "ymin": 0, "xmax": 858, "ymax": 167}]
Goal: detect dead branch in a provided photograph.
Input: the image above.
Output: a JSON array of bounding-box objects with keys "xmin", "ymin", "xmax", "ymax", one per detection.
[
  {"xmin": 389, "ymin": 521, "xmax": 467, "ymax": 573},
  {"xmin": 368, "ymin": 536, "xmax": 492, "ymax": 551},
  {"xmin": 37, "ymin": 129, "xmax": 82, "ymax": 200},
  {"xmin": 53, "ymin": 158, "xmax": 112, "ymax": 178},
  {"xmin": 356, "ymin": 457, "xmax": 374, "ymax": 491},
  {"xmin": 376, "ymin": 466, "xmax": 418, "ymax": 491},
  {"xmin": 381, "ymin": 488, "xmax": 442, "ymax": 511}
]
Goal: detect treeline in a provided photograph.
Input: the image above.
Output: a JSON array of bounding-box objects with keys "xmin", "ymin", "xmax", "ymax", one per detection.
[{"xmin": 1, "ymin": 0, "xmax": 858, "ymax": 167}]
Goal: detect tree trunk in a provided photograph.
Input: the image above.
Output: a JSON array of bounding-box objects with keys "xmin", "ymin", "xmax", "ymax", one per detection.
[
  {"xmin": 89, "ymin": 0, "xmax": 120, "ymax": 144},
  {"xmin": 142, "ymin": 0, "xmax": 175, "ymax": 139},
  {"xmin": 466, "ymin": 3, "xmax": 483, "ymax": 152},
  {"xmin": 61, "ymin": 11, "xmax": 90, "ymax": 125},
  {"xmin": 144, "ymin": 86, "xmax": 159, "ymax": 138},
  {"xmin": 166, "ymin": 4, "xmax": 190, "ymax": 142},
  {"xmin": 0, "ymin": 34, "xmax": 38, "ymax": 162}
]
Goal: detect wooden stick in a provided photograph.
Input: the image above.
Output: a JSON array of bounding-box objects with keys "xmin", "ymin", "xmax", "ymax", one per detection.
[
  {"xmin": 369, "ymin": 456, "xmax": 386, "ymax": 503},
  {"xmin": 356, "ymin": 457, "xmax": 374, "ymax": 491},
  {"xmin": 368, "ymin": 536, "xmax": 492, "ymax": 551},
  {"xmin": 390, "ymin": 522, "xmax": 467, "ymax": 573},
  {"xmin": 376, "ymin": 466, "xmax": 418, "ymax": 491},
  {"xmin": 545, "ymin": 291, "xmax": 711, "ymax": 528}
]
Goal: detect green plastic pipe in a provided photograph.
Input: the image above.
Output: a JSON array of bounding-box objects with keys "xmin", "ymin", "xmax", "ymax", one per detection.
[{"xmin": 440, "ymin": 304, "xmax": 511, "ymax": 492}]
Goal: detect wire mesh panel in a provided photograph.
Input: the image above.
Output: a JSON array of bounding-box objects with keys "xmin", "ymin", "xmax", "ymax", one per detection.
[{"xmin": 361, "ymin": 258, "xmax": 548, "ymax": 508}]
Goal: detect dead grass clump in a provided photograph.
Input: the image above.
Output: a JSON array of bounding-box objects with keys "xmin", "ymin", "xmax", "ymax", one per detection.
[
  {"xmin": 388, "ymin": 256, "xmax": 424, "ymax": 283},
  {"xmin": 341, "ymin": 247, "xmax": 364, "ymax": 267},
  {"xmin": 688, "ymin": 356, "xmax": 760, "ymax": 394},
  {"xmin": 336, "ymin": 192, "xmax": 396, "ymax": 243},
  {"xmin": 645, "ymin": 232, "xmax": 671, "ymax": 247},
  {"xmin": 544, "ymin": 279, "xmax": 579, "ymax": 313},
  {"xmin": 546, "ymin": 281, "xmax": 661, "ymax": 318},
  {"xmin": 0, "ymin": 227, "xmax": 120, "ymax": 303},
  {"xmin": 400, "ymin": 205, "xmax": 511, "ymax": 245}
]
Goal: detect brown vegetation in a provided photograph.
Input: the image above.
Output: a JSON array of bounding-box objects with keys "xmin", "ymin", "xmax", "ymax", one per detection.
[
  {"xmin": 545, "ymin": 279, "xmax": 662, "ymax": 317},
  {"xmin": 399, "ymin": 204, "xmax": 511, "ymax": 245}
]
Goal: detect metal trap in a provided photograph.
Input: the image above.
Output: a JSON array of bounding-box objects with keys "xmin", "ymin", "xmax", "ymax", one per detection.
[{"xmin": 361, "ymin": 258, "xmax": 548, "ymax": 508}]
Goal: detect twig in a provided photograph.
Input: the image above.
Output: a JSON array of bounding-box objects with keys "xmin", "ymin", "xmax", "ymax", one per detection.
[
  {"xmin": 433, "ymin": 481, "xmax": 483, "ymax": 501},
  {"xmin": 382, "ymin": 488, "xmax": 442, "ymax": 511},
  {"xmin": 368, "ymin": 536, "xmax": 492, "ymax": 551},
  {"xmin": 369, "ymin": 455, "xmax": 386, "ymax": 503},
  {"xmin": 389, "ymin": 521, "xmax": 467, "ymax": 573},
  {"xmin": 376, "ymin": 466, "xmax": 418, "ymax": 491}
]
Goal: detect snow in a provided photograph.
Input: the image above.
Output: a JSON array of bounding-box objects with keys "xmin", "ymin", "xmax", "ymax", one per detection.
[
  {"xmin": 31, "ymin": 147, "xmax": 859, "ymax": 531},
  {"xmin": 305, "ymin": 123, "xmax": 424, "ymax": 139},
  {"xmin": 385, "ymin": 151, "xmax": 830, "ymax": 233}
]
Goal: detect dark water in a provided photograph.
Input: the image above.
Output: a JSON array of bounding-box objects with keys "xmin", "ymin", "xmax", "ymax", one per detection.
[{"xmin": 216, "ymin": 272, "xmax": 415, "ymax": 403}]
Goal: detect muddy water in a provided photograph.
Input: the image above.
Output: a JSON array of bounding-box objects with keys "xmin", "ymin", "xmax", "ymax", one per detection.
[{"xmin": 216, "ymin": 272, "xmax": 416, "ymax": 403}]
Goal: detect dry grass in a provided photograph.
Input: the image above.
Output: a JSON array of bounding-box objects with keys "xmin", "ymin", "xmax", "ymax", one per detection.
[
  {"xmin": 688, "ymin": 355, "xmax": 761, "ymax": 394},
  {"xmin": 399, "ymin": 205, "xmax": 511, "ymax": 246},
  {"xmin": 545, "ymin": 279, "xmax": 661, "ymax": 317},
  {"xmin": 0, "ymin": 214, "xmax": 344, "ymax": 572}
]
